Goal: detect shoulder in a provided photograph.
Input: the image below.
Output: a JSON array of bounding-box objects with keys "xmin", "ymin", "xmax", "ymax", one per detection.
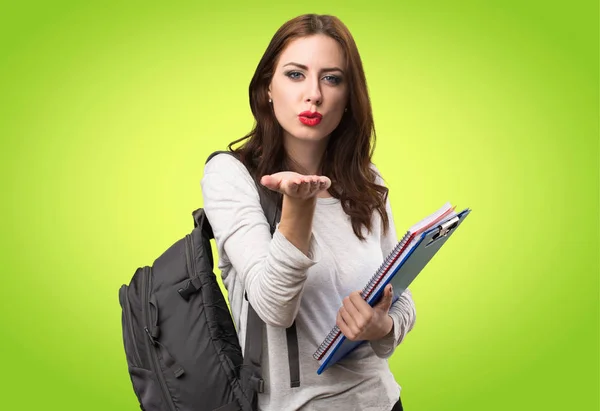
[
  {"xmin": 201, "ymin": 152, "xmax": 259, "ymax": 197},
  {"xmin": 203, "ymin": 152, "xmax": 256, "ymax": 183},
  {"xmin": 204, "ymin": 151, "xmax": 247, "ymax": 175}
]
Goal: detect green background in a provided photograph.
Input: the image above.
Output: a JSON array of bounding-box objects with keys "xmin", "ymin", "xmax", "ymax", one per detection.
[{"xmin": 1, "ymin": 1, "xmax": 598, "ymax": 410}]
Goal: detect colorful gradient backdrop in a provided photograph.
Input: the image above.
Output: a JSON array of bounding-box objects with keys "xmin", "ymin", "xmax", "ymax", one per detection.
[{"xmin": 1, "ymin": 1, "xmax": 598, "ymax": 410}]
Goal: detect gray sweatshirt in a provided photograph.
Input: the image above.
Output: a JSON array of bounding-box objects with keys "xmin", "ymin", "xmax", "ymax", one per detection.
[{"xmin": 201, "ymin": 153, "xmax": 416, "ymax": 411}]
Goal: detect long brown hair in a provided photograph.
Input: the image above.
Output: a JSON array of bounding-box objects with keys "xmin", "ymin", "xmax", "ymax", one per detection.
[{"xmin": 227, "ymin": 14, "xmax": 389, "ymax": 240}]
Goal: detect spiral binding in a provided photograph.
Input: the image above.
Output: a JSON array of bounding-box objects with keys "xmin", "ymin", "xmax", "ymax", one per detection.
[
  {"xmin": 312, "ymin": 231, "xmax": 413, "ymax": 361},
  {"xmin": 313, "ymin": 325, "xmax": 341, "ymax": 360},
  {"xmin": 360, "ymin": 231, "xmax": 412, "ymax": 299}
]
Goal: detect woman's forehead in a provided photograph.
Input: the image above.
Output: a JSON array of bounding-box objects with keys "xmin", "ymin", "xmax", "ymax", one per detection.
[{"xmin": 277, "ymin": 35, "xmax": 346, "ymax": 70}]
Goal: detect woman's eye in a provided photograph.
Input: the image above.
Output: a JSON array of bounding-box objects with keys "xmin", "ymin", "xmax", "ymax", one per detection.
[
  {"xmin": 323, "ymin": 75, "xmax": 341, "ymax": 85},
  {"xmin": 285, "ymin": 71, "xmax": 303, "ymax": 80},
  {"xmin": 284, "ymin": 71, "xmax": 342, "ymax": 85}
]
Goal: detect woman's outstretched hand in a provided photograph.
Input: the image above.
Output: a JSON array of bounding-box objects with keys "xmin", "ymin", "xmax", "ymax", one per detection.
[
  {"xmin": 260, "ymin": 171, "xmax": 330, "ymax": 256},
  {"xmin": 260, "ymin": 171, "xmax": 331, "ymax": 200}
]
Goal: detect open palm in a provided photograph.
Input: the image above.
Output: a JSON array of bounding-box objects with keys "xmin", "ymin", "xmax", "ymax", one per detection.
[{"xmin": 260, "ymin": 171, "xmax": 331, "ymax": 200}]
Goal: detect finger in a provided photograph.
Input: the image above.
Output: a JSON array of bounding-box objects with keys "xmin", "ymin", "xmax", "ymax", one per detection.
[
  {"xmin": 319, "ymin": 176, "xmax": 332, "ymax": 189},
  {"xmin": 298, "ymin": 180, "xmax": 311, "ymax": 196},
  {"xmin": 287, "ymin": 178, "xmax": 301, "ymax": 194},
  {"xmin": 310, "ymin": 182, "xmax": 319, "ymax": 194},
  {"xmin": 374, "ymin": 284, "xmax": 394, "ymax": 311},
  {"xmin": 310, "ymin": 178, "xmax": 323, "ymax": 195},
  {"xmin": 294, "ymin": 181, "xmax": 303, "ymax": 195},
  {"xmin": 260, "ymin": 175, "xmax": 280, "ymax": 191},
  {"xmin": 309, "ymin": 177, "xmax": 319, "ymax": 192},
  {"xmin": 342, "ymin": 295, "xmax": 362, "ymax": 324},
  {"xmin": 339, "ymin": 307, "xmax": 360, "ymax": 333},
  {"xmin": 349, "ymin": 291, "xmax": 373, "ymax": 319},
  {"xmin": 336, "ymin": 310, "xmax": 357, "ymax": 341},
  {"xmin": 339, "ymin": 305, "xmax": 361, "ymax": 337}
]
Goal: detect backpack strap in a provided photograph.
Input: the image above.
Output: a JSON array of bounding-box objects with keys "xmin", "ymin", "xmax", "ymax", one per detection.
[
  {"xmin": 250, "ymin": 186, "xmax": 300, "ymax": 389},
  {"xmin": 204, "ymin": 150, "xmax": 301, "ymax": 389}
]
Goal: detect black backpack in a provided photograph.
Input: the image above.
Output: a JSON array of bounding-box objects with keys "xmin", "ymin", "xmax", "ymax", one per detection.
[{"xmin": 118, "ymin": 151, "xmax": 299, "ymax": 411}]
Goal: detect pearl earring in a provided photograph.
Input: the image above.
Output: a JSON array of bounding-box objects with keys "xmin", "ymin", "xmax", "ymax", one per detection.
[
  {"xmin": 344, "ymin": 107, "xmax": 348, "ymax": 112},
  {"xmin": 269, "ymin": 98, "xmax": 272, "ymax": 103}
]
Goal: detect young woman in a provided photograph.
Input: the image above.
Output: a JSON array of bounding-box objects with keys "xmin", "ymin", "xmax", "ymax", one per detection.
[{"xmin": 201, "ymin": 14, "xmax": 416, "ymax": 411}]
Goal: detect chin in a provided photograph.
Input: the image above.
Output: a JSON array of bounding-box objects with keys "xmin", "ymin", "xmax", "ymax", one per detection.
[
  {"xmin": 294, "ymin": 131, "xmax": 329, "ymax": 142},
  {"xmin": 288, "ymin": 125, "xmax": 334, "ymax": 142}
]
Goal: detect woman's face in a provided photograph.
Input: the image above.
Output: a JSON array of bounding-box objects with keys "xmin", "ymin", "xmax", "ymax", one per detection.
[{"xmin": 268, "ymin": 34, "xmax": 349, "ymax": 146}]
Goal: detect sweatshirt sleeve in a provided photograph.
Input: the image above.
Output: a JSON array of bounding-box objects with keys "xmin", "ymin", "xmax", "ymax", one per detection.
[
  {"xmin": 369, "ymin": 166, "xmax": 417, "ymax": 359},
  {"xmin": 201, "ymin": 153, "xmax": 321, "ymax": 328}
]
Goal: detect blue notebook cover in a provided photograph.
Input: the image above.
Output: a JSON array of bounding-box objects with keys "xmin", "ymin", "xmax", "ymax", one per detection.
[{"xmin": 313, "ymin": 207, "xmax": 471, "ymax": 375}]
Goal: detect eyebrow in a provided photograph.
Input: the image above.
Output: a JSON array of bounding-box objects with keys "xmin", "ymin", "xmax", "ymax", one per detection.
[{"xmin": 283, "ymin": 62, "xmax": 344, "ymax": 73}]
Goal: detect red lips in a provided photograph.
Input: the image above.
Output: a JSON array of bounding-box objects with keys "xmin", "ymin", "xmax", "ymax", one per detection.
[
  {"xmin": 299, "ymin": 111, "xmax": 322, "ymax": 126},
  {"xmin": 299, "ymin": 111, "xmax": 322, "ymax": 119}
]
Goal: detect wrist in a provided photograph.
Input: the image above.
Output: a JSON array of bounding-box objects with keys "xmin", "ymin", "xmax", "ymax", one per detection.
[
  {"xmin": 278, "ymin": 195, "xmax": 316, "ymax": 256},
  {"xmin": 381, "ymin": 315, "xmax": 394, "ymax": 339},
  {"xmin": 282, "ymin": 194, "xmax": 317, "ymax": 209},
  {"xmin": 280, "ymin": 195, "xmax": 316, "ymax": 229}
]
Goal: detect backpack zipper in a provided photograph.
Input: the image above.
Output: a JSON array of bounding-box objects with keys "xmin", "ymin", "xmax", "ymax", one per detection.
[
  {"xmin": 120, "ymin": 285, "xmax": 143, "ymax": 367},
  {"xmin": 142, "ymin": 267, "xmax": 177, "ymax": 411}
]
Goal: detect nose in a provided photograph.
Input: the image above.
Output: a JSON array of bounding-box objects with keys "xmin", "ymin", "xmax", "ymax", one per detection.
[{"xmin": 305, "ymin": 77, "xmax": 322, "ymax": 106}]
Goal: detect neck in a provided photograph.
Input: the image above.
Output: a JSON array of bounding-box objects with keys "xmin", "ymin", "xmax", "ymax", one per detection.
[{"xmin": 283, "ymin": 136, "xmax": 328, "ymax": 175}]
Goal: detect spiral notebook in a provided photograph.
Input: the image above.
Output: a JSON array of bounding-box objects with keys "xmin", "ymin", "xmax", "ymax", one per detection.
[{"xmin": 313, "ymin": 202, "xmax": 471, "ymax": 375}]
